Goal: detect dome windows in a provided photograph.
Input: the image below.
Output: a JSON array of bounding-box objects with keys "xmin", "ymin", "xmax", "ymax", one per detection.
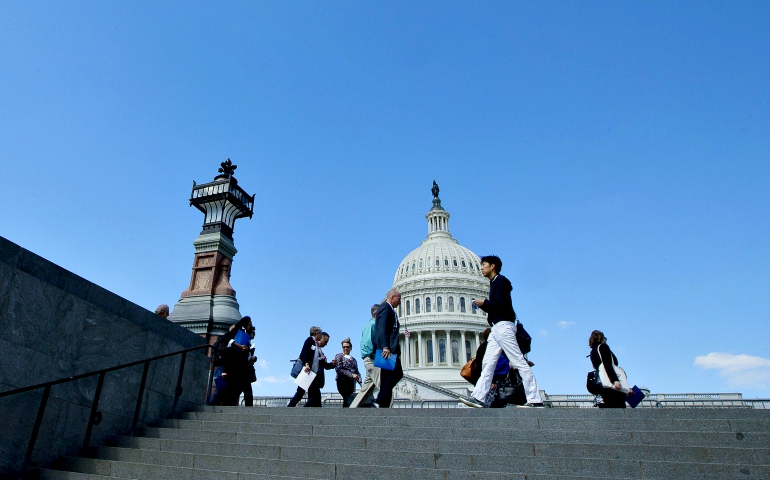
[
  {"xmin": 425, "ymin": 297, "xmax": 431, "ymax": 313},
  {"xmin": 444, "ymin": 258, "xmax": 449, "ymax": 266},
  {"xmin": 439, "ymin": 339, "xmax": 446, "ymax": 364},
  {"xmin": 461, "ymin": 260, "xmax": 466, "ymax": 268},
  {"xmin": 406, "ymin": 300, "xmax": 411, "ymax": 315},
  {"xmin": 412, "ymin": 262, "xmax": 416, "ymax": 270},
  {"xmin": 451, "ymin": 339, "xmax": 459, "ymax": 363},
  {"xmin": 437, "ymin": 296, "xmax": 443, "ymax": 312},
  {"xmin": 427, "ymin": 339, "xmax": 434, "ymax": 364},
  {"xmin": 406, "ymin": 265, "xmax": 409, "ymax": 272},
  {"xmin": 436, "ymin": 259, "xmax": 440, "ymax": 267},
  {"xmin": 453, "ymin": 258, "xmax": 458, "ymax": 267},
  {"xmin": 415, "ymin": 298, "xmax": 421, "ymax": 314},
  {"xmin": 460, "ymin": 297, "xmax": 466, "ymax": 313},
  {"xmin": 448, "ymin": 297, "xmax": 454, "ymax": 312},
  {"xmin": 419, "ymin": 260, "xmax": 423, "ymax": 269}
]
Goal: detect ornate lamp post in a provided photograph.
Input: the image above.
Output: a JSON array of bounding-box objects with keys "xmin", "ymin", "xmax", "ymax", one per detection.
[{"xmin": 168, "ymin": 159, "xmax": 255, "ymax": 344}]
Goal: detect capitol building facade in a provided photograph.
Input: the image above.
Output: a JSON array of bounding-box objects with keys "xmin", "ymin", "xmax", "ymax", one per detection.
[{"xmin": 392, "ymin": 184, "xmax": 490, "ymax": 396}]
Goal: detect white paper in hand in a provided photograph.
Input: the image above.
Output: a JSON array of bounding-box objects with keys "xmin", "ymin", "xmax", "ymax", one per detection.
[{"xmin": 294, "ymin": 370, "xmax": 316, "ymax": 390}]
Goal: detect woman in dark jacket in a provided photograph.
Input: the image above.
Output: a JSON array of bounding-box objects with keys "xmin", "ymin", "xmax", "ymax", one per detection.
[
  {"xmin": 287, "ymin": 327, "xmax": 333, "ymax": 407},
  {"xmin": 588, "ymin": 330, "xmax": 629, "ymax": 408}
]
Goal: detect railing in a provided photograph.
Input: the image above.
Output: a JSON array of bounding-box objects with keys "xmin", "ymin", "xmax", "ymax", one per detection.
[
  {"xmin": 0, "ymin": 344, "xmax": 212, "ymax": 479},
  {"xmin": 248, "ymin": 394, "xmax": 770, "ymax": 410},
  {"xmin": 420, "ymin": 400, "xmax": 463, "ymax": 408}
]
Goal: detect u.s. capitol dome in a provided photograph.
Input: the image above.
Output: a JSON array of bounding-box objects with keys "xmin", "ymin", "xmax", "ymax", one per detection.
[{"xmin": 392, "ymin": 182, "xmax": 490, "ymax": 395}]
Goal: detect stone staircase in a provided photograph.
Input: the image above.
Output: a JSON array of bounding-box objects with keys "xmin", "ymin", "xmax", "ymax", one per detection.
[{"xmin": 35, "ymin": 405, "xmax": 770, "ymax": 479}]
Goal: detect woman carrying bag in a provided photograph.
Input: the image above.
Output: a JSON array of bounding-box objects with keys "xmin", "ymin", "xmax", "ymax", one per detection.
[{"xmin": 588, "ymin": 330, "xmax": 631, "ymax": 408}]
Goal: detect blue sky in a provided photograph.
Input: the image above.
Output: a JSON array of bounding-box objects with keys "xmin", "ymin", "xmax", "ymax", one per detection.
[{"xmin": 1, "ymin": 2, "xmax": 768, "ymax": 398}]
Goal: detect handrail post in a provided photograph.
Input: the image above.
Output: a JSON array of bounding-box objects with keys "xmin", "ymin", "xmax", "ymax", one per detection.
[
  {"xmin": 81, "ymin": 373, "xmax": 105, "ymax": 456},
  {"xmin": 20, "ymin": 385, "xmax": 51, "ymax": 480},
  {"xmin": 171, "ymin": 352, "xmax": 187, "ymax": 419},
  {"xmin": 131, "ymin": 361, "xmax": 151, "ymax": 436},
  {"xmin": 206, "ymin": 347, "xmax": 217, "ymax": 405}
]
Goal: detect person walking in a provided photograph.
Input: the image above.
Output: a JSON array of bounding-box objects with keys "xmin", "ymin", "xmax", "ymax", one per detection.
[
  {"xmin": 460, "ymin": 256, "xmax": 545, "ymax": 408},
  {"xmin": 305, "ymin": 332, "xmax": 333, "ymax": 407},
  {"xmin": 333, "ymin": 338, "xmax": 362, "ymax": 407},
  {"xmin": 372, "ymin": 289, "xmax": 402, "ymax": 408},
  {"xmin": 350, "ymin": 304, "xmax": 381, "ymax": 408},
  {"xmin": 287, "ymin": 327, "xmax": 324, "ymax": 407},
  {"xmin": 589, "ymin": 330, "xmax": 629, "ymax": 408},
  {"xmin": 212, "ymin": 316, "xmax": 253, "ymax": 406}
]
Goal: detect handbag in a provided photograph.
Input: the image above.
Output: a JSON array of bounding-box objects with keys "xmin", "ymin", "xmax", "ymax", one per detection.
[
  {"xmin": 460, "ymin": 358, "xmax": 476, "ymax": 383},
  {"xmin": 596, "ymin": 345, "xmax": 629, "ymax": 393},
  {"xmin": 598, "ymin": 363, "xmax": 629, "ymax": 392},
  {"xmin": 586, "ymin": 370, "xmax": 603, "ymax": 395},
  {"xmin": 290, "ymin": 359, "xmax": 303, "ymax": 378}
]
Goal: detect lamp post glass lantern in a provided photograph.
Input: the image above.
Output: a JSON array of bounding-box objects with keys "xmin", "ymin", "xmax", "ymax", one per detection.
[{"xmin": 168, "ymin": 159, "xmax": 256, "ymax": 342}]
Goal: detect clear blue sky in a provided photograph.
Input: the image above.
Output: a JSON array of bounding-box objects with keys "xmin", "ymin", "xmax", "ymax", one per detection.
[{"xmin": 1, "ymin": 2, "xmax": 768, "ymax": 398}]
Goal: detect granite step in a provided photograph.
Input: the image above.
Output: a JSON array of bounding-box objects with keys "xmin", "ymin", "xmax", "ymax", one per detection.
[
  {"xmin": 175, "ymin": 411, "xmax": 770, "ymax": 433},
  {"xmin": 80, "ymin": 445, "xmax": 770, "ymax": 480},
  {"xmin": 139, "ymin": 424, "xmax": 770, "ymax": 449},
  {"xmin": 190, "ymin": 404, "xmax": 770, "ymax": 420},
  {"xmin": 111, "ymin": 433, "xmax": 770, "ymax": 465},
  {"xmin": 45, "ymin": 454, "xmax": 614, "ymax": 480},
  {"xmin": 154, "ymin": 417, "xmax": 770, "ymax": 441}
]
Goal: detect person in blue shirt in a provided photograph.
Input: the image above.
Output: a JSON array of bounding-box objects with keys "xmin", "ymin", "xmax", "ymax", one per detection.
[{"xmin": 349, "ymin": 304, "xmax": 383, "ymax": 408}]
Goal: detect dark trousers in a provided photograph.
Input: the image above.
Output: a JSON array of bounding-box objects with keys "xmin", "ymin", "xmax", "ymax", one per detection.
[
  {"xmin": 242, "ymin": 381, "xmax": 253, "ymax": 407},
  {"xmin": 304, "ymin": 377, "xmax": 322, "ymax": 407},
  {"xmin": 287, "ymin": 381, "xmax": 322, "ymax": 407},
  {"xmin": 598, "ymin": 388, "xmax": 627, "ymax": 408},
  {"xmin": 336, "ymin": 377, "xmax": 356, "ymax": 408},
  {"xmin": 217, "ymin": 378, "xmax": 250, "ymax": 406},
  {"xmin": 374, "ymin": 356, "xmax": 403, "ymax": 408},
  {"xmin": 287, "ymin": 386, "xmax": 306, "ymax": 407}
]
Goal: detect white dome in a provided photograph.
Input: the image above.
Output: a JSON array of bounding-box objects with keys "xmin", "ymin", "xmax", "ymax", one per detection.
[{"xmin": 394, "ymin": 238, "xmax": 485, "ymax": 284}]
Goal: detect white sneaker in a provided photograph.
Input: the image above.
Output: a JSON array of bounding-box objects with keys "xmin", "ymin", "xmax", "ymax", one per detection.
[
  {"xmin": 517, "ymin": 402, "xmax": 545, "ymax": 408},
  {"xmin": 459, "ymin": 397, "xmax": 485, "ymax": 409}
]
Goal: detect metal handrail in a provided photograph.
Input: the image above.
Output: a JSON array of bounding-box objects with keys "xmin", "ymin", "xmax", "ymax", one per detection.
[{"xmin": 2, "ymin": 343, "xmax": 212, "ymax": 479}]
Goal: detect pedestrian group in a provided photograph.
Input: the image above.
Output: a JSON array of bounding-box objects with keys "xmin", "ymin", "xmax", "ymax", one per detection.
[{"xmin": 179, "ymin": 254, "xmax": 637, "ymax": 409}]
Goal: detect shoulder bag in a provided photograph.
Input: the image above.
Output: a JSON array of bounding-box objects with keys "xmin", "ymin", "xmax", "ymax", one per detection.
[
  {"xmin": 597, "ymin": 345, "xmax": 629, "ymax": 392},
  {"xmin": 290, "ymin": 358, "xmax": 303, "ymax": 378},
  {"xmin": 460, "ymin": 358, "xmax": 476, "ymax": 384}
]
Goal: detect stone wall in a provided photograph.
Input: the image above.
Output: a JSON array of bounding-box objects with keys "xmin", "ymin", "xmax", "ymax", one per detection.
[{"xmin": 0, "ymin": 236, "xmax": 210, "ymax": 478}]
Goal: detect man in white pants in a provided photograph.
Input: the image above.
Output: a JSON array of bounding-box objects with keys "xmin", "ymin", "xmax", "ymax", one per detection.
[{"xmin": 460, "ymin": 255, "xmax": 544, "ymax": 408}]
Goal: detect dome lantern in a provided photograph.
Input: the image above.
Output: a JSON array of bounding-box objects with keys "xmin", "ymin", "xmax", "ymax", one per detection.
[{"xmin": 425, "ymin": 181, "xmax": 451, "ymax": 238}]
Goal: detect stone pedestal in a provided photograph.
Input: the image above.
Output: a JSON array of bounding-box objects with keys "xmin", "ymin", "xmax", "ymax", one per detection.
[{"xmin": 168, "ymin": 232, "xmax": 242, "ymax": 338}]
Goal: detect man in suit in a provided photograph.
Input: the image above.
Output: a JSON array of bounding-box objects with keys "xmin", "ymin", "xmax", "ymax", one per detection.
[
  {"xmin": 460, "ymin": 256, "xmax": 544, "ymax": 408},
  {"xmin": 372, "ymin": 289, "xmax": 402, "ymax": 408}
]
